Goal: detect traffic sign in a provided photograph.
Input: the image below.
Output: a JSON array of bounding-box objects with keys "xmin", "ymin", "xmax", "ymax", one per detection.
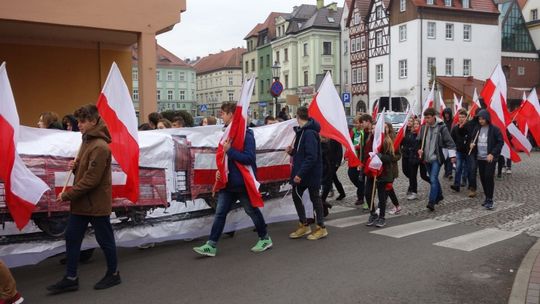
[
  {"xmin": 342, "ymin": 92, "xmax": 351, "ymax": 105},
  {"xmin": 199, "ymin": 104, "xmax": 208, "ymax": 112},
  {"xmin": 270, "ymin": 81, "xmax": 284, "ymax": 97}
]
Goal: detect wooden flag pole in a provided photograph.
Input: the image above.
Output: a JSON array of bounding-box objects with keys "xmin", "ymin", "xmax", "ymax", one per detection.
[
  {"xmin": 369, "ymin": 176, "xmax": 378, "ymax": 211},
  {"xmin": 468, "ymin": 130, "xmax": 480, "ymax": 155}
]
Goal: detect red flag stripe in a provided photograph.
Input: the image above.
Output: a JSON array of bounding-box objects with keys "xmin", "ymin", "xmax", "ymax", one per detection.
[{"xmin": 97, "ymin": 94, "xmax": 140, "ymax": 203}]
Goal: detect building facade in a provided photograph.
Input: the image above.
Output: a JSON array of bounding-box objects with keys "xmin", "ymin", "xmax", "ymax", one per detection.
[
  {"xmin": 271, "ymin": 2, "xmax": 344, "ymax": 112},
  {"xmin": 194, "ymin": 48, "xmax": 245, "ymax": 117},
  {"xmin": 132, "ymin": 45, "xmax": 197, "ymax": 115}
]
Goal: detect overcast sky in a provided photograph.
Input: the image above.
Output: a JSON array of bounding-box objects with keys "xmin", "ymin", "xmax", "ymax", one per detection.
[{"xmin": 156, "ymin": 0, "xmax": 318, "ymax": 60}]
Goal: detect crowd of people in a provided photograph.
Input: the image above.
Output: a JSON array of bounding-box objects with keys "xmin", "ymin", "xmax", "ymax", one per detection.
[{"xmin": 1, "ymin": 102, "xmax": 514, "ymax": 302}]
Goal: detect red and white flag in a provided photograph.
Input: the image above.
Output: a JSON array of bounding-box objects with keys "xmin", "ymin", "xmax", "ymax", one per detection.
[
  {"xmin": 97, "ymin": 62, "xmax": 139, "ymax": 203},
  {"xmin": 469, "ymin": 88, "xmax": 481, "ymax": 116},
  {"xmin": 516, "ymin": 89, "xmax": 540, "ymax": 145},
  {"xmin": 421, "ymin": 83, "xmax": 435, "ymax": 125},
  {"xmin": 214, "ymin": 76, "xmax": 263, "ymax": 207},
  {"xmin": 372, "ymin": 102, "xmax": 379, "ymax": 120},
  {"xmin": 364, "ymin": 112, "xmax": 385, "ymax": 177},
  {"xmin": 0, "ymin": 62, "xmax": 49, "ymax": 229},
  {"xmin": 438, "ymin": 91, "xmax": 446, "ymax": 119},
  {"xmin": 393, "ymin": 109, "xmax": 413, "ymax": 151},
  {"xmin": 308, "ymin": 72, "xmax": 361, "ymax": 168},
  {"xmin": 452, "ymin": 94, "xmax": 463, "ymax": 127}
]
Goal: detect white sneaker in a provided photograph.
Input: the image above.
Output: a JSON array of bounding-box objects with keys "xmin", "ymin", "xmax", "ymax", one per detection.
[
  {"xmin": 407, "ymin": 193, "xmax": 417, "ymax": 200},
  {"xmin": 506, "ymin": 169, "xmax": 512, "ymax": 174}
]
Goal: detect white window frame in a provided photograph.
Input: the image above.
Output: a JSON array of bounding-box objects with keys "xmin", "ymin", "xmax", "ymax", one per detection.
[
  {"xmin": 351, "ymin": 39, "xmax": 357, "ymax": 53},
  {"xmin": 180, "ymin": 90, "xmax": 185, "ymax": 100},
  {"xmin": 361, "ymin": 66, "xmax": 367, "ymax": 83},
  {"xmin": 228, "ymin": 77, "xmax": 233, "ymax": 86},
  {"xmin": 445, "ymin": 58, "xmax": 454, "ymax": 76},
  {"xmin": 445, "ymin": 23, "xmax": 454, "ymax": 40},
  {"xmin": 444, "ymin": 0, "xmax": 452, "ymax": 6},
  {"xmin": 157, "ymin": 90, "xmax": 161, "ymax": 100},
  {"xmin": 228, "ymin": 92, "xmax": 234, "ymax": 101},
  {"xmin": 132, "ymin": 69, "xmax": 138, "ymax": 81},
  {"xmin": 427, "ymin": 57, "xmax": 436, "ymax": 76},
  {"xmin": 167, "ymin": 71, "xmax": 173, "ymax": 81},
  {"xmin": 399, "ymin": 25, "xmax": 407, "ymax": 42},
  {"xmin": 179, "ymin": 72, "xmax": 185, "ymax": 82},
  {"xmin": 376, "ymin": 64, "xmax": 383, "ymax": 82},
  {"xmin": 133, "ymin": 89, "xmax": 139, "ymax": 100},
  {"xmin": 167, "ymin": 90, "xmax": 174, "ymax": 101},
  {"xmin": 344, "ymin": 70, "xmax": 349, "ymax": 84},
  {"xmin": 427, "ymin": 0, "xmax": 434, "ymax": 4},
  {"xmin": 400, "ymin": 0, "xmax": 406, "ymax": 12},
  {"xmin": 376, "ymin": 6, "xmax": 383, "ymax": 19},
  {"xmin": 462, "ymin": 0, "xmax": 470, "ymax": 8},
  {"xmin": 352, "ymin": 68, "xmax": 358, "ymax": 84},
  {"xmin": 463, "ymin": 59, "xmax": 471, "ymax": 76},
  {"xmin": 376, "ymin": 30, "xmax": 383, "ymax": 47},
  {"xmin": 518, "ymin": 66, "xmax": 525, "ymax": 76},
  {"xmin": 156, "ymin": 71, "xmax": 161, "ymax": 81},
  {"xmin": 360, "ymin": 36, "xmax": 366, "ymax": 50},
  {"xmin": 427, "ymin": 22, "xmax": 436, "ymax": 39},
  {"xmin": 463, "ymin": 24, "xmax": 471, "ymax": 41},
  {"xmin": 323, "ymin": 41, "xmax": 332, "ymax": 55},
  {"xmin": 532, "ymin": 9, "xmax": 538, "ymax": 21},
  {"xmin": 399, "ymin": 60, "xmax": 408, "ymax": 79},
  {"xmin": 355, "ymin": 13, "xmax": 361, "ymax": 25},
  {"xmin": 303, "ymin": 43, "xmax": 308, "ymax": 56},
  {"xmin": 344, "ymin": 40, "xmax": 349, "ymax": 55}
]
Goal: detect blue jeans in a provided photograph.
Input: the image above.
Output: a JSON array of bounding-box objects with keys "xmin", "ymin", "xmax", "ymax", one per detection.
[
  {"xmin": 65, "ymin": 214, "xmax": 117, "ymax": 278},
  {"xmin": 208, "ymin": 190, "xmax": 268, "ymax": 246},
  {"xmin": 454, "ymin": 152, "xmax": 468, "ymax": 188},
  {"xmin": 426, "ymin": 160, "xmax": 442, "ymax": 204}
]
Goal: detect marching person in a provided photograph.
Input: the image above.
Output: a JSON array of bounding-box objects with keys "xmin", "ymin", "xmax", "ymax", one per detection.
[
  {"xmin": 193, "ymin": 102, "xmax": 272, "ymax": 257},
  {"xmin": 417, "ymin": 108, "xmax": 457, "ymax": 211},
  {"xmin": 286, "ymin": 106, "xmax": 328, "ymax": 240},
  {"xmin": 468, "ymin": 109, "xmax": 504, "ymax": 210},
  {"xmin": 463, "ymin": 108, "xmax": 481, "ymax": 197},
  {"xmin": 348, "ymin": 115, "xmax": 366, "ymax": 207},
  {"xmin": 0, "ymin": 260, "xmax": 24, "ymax": 303},
  {"xmin": 442, "ymin": 107, "xmax": 454, "ymax": 180},
  {"xmin": 48, "ymin": 104, "xmax": 120, "ymax": 294},
  {"xmin": 450, "ymin": 109, "xmax": 469, "ymax": 192},
  {"xmin": 385, "ymin": 122, "xmax": 402, "ymax": 215},
  {"xmin": 320, "ymin": 136, "xmax": 346, "ymax": 216}
]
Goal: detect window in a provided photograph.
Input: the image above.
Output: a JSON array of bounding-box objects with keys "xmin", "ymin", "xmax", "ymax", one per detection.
[
  {"xmin": 361, "ymin": 67, "xmax": 367, "ymax": 83},
  {"xmin": 376, "ymin": 64, "xmax": 383, "ymax": 82},
  {"xmin": 133, "ymin": 89, "xmax": 139, "ymax": 100},
  {"xmin": 399, "ymin": 25, "xmax": 407, "ymax": 42},
  {"xmin": 376, "ymin": 6, "xmax": 383, "ymax": 19},
  {"xmin": 260, "ymin": 57, "xmax": 264, "ymax": 68},
  {"xmin": 284, "ymin": 48, "xmax": 289, "ymax": 61},
  {"xmin": 354, "ymin": 13, "xmax": 361, "ymax": 25},
  {"xmin": 323, "ymin": 42, "xmax": 332, "ymax": 55},
  {"xmin": 360, "ymin": 36, "xmax": 366, "ymax": 50},
  {"xmin": 179, "ymin": 72, "xmax": 185, "ymax": 82},
  {"xmin": 463, "ymin": 24, "xmax": 471, "ymax": 41},
  {"xmin": 132, "ymin": 69, "xmax": 138, "ymax": 81},
  {"xmin": 344, "ymin": 69, "xmax": 349, "ymax": 84},
  {"xmin": 427, "ymin": 57, "xmax": 436, "ymax": 76},
  {"xmin": 276, "ymin": 51, "xmax": 280, "ymax": 63},
  {"xmin": 427, "ymin": 22, "xmax": 436, "ymax": 39},
  {"xmin": 399, "ymin": 60, "xmax": 408, "ymax": 78},
  {"xmin": 376, "ymin": 31, "xmax": 383, "ymax": 46},
  {"xmin": 167, "ymin": 71, "xmax": 173, "ymax": 81},
  {"xmin": 245, "ymin": 61, "xmax": 249, "ymax": 73},
  {"xmin": 444, "ymin": 0, "xmax": 451, "ymax": 6},
  {"xmin": 284, "ymin": 74, "xmax": 289, "ymax": 89},
  {"xmin": 303, "ymin": 43, "xmax": 308, "ymax": 56},
  {"xmin": 445, "ymin": 23, "xmax": 454, "ymax": 40},
  {"xmin": 518, "ymin": 66, "xmax": 525, "ymax": 76},
  {"xmin": 180, "ymin": 90, "xmax": 185, "ymax": 100},
  {"xmin": 266, "ymin": 54, "xmax": 270, "ymax": 67},
  {"xmin": 303, "ymin": 71, "xmax": 308, "ymax": 86},
  {"xmin": 502, "ymin": 3, "xmax": 536, "ymax": 52},
  {"xmin": 167, "ymin": 90, "xmax": 173, "ymax": 100},
  {"xmin": 445, "ymin": 58, "xmax": 454, "ymax": 76},
  {"xmin": 228, "ymin": 93, "xmax": 234, "ymax": 101},
  {"xmin": 157, "ymin": 90, "xmax": 161, "ymax": 100},
  {"xmin": 400, "ymin": 0, "xmax": 406, "ymax": 12},
  {"xmin": 351, "ymin": 39, "xmax": 356, "ymax": 53},
  {"xmin": 251, "ymin": 59, "xmax": 255, "ymax": 72},
  {"xmin": 344, "ymin": 40, "xmax": 349, "ymax": 54},
  {"xmin": 228, "ymin": 77, "xmax": 233, "ymax": 86},
  {"xmin": 352, "ymin": 68, "xmax": 358, "ymax": 84},
  {"xmin": 266, "ymin": 79, "xmax": 270, "ymax": 93},
  {"xmin": 462, "ymin": 0, "xmax": 470, "ymax": 8},
  {"xmin": 260, "ymin": 80, "xmax": 264, "ymax": 94},
  {"xmin": 427, "ymin": 0, "xmax": 434, "ymax": 4},
  {"xmin": 463, "ymin": 59, "xmax": 471, "ymax": 76},
  {"xmin": 156, "ymin": 71, "xmax": 161, "ymax": 80},
  {"xmin": 532, "ymin": 9, "xmax": 538, "ymax": 21}
]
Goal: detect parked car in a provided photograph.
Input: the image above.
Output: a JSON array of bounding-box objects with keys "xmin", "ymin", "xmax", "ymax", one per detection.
[{"xmin": 376, "ymin": 111, "xmax": 408, "ymax": 133}]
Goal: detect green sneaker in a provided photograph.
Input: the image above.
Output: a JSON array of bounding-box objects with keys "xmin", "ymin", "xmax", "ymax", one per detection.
[
  {"xmin": 362, "ymin": 202, "xmax": 369, "ymax": 211},
  {"xmin": 251, "ymin": 237, "xmax": 273, "ymax": 253},
  {"xmin": 193, "ymin": 242, "xmax": 217, "ymax": 257}
]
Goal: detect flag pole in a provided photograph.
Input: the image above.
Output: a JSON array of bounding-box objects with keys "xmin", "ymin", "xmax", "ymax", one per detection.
[
  {"xmin": 468, "ymin": 130, "xmax": 480, "ymax": 155},
  {"xmin": 420, "ymin": 125, "xmax": 428, "ymax": 153},
  {"xmin": 370, "ymin": 176, "xmax": 378, "ymax": 211}
]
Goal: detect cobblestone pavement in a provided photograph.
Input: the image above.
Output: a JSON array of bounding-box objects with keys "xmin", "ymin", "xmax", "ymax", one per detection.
[{"xmin": 331, "ymin": 151, "xmax": 540, "ymax": 237}]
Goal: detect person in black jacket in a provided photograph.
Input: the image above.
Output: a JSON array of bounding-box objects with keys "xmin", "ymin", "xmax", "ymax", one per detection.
[
  {"xmin": 442, "ymin": 107, "xmax": 454, "ymax": 179},
  {"xmin": 286, "ymin": 106, "xmax": 327, "ymax": 240},
  {"xmin": 468, "ymin": 109, "xmax": 504, "ymax": 210},
  {"xmin": 321, "ymin": 137, "xmax": 345, "ymax": 216},
  {"xmin": 463, "ymin": 108, "xmax": 480, "ymax": 198},
  {"xmin": 401, "ymin": 117, "xmax": 429, "ymax": 200},
  {"xmin": 450, "ymin": 109, "xmax": 469, "ymax": 192}
]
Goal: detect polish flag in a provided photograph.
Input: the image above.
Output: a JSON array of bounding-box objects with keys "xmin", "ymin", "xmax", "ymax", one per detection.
[
  {"xmin": 469, "ymin": 88, "xmax": 481, "ymax": 117},
  {"xmin": 372, "ymin": 102, "xmax": 379, "ymax": 120},
  {"xmin": 393, "ymin": 109, "xmax": 414, "ymax": 151},
  {"xmin": 96, "ymin": 62, "xmax": 139, "ymax": 203},
  {"xmin": 214, "ymin": 76, "xmax": 263, "ymax": 207},
  {"xmin": 308, "ymin": 72, "xmax": 361, "ymax": 168},
  {"xmin": 0, "ymin": 62, "xmax": 49, "ymax": 229},
  {"xmin": 364, "ymin": 112, "xmax": 385, "ymax": 177},
  {"xmin": 482, "ymin": 64, "xmax": 531, "ymax": 161},
  {"xmin": 516, "ymin": 89, "xmax": 540, "ymax": 147},
  {"xmin": 510, "ymin": 93, "xmax": 526, "ymax": 121},
  {"xmin": 421, "ymin": 83, "xmax": 435, "ymax": 125},
  {"xmin": 452, "ymin": 94, "xmax": 463, "ymax": 127},
  {"xmin": 438, "ymin": 91, "xmax": 446, "ymax": 119}
]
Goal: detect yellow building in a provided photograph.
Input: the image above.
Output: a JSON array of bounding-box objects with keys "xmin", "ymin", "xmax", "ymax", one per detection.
[{"xmin": 0, "ymin": 0, "xmax": 186, "ymax": 125}]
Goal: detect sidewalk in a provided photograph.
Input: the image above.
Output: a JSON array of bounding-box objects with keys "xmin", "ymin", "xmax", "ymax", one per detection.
[{"xmin": 509, "ymin": 239, "xmax": 540, "ymax": 304}]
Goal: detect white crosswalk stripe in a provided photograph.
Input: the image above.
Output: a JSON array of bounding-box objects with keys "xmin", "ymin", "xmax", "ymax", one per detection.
[
  {"xmin": 325, "ymin": 214, "xmax": 371, "ymax": 228},
  {"xmin": 370, "ymin": 219, "xmax": 455, "ymax": 238},
  {"xmin": 433, "ymin": 228, "xmax": 520, "ymax": 252}
]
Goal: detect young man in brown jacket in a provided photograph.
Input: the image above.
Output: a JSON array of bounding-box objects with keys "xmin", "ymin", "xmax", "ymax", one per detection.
[{"xmin": 47, "ymin": 105, "xmax": 120, "ymax": 294}]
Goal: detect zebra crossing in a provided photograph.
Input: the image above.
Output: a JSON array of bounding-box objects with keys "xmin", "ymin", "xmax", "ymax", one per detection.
[{"xmin": 325, "ymin": 207, "xmax": 525, "ymax": 252}]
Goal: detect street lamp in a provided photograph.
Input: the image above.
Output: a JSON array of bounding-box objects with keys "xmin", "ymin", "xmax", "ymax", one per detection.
[{"xmin": 271, "ymin": 62, "xmax": 282, "ymax": 117}]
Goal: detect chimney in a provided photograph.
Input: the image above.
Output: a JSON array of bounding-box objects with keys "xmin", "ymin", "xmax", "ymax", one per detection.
[{"xmin": 317, "ymin": 0, "xmax": 324, "ymax": 9}]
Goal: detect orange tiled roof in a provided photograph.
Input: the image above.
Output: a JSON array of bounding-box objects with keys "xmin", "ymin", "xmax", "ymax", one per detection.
[
  {"xmin": 132, "ymin": 44, "xmax": 191, "ymax": 68},
  {"xmin": 244, "ymin": 23, "xmax": 264, "ymax": 39},
  {"xmin": 193, "ymin": 47, "xmax": 246, "ymax": 74},
  {"xmin": 437, "ymin": 76, "xmax": 524, "ymax": 100}
]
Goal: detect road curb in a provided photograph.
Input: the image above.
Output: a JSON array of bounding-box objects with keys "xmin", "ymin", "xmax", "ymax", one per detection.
[{"xmin": 509, "ymin": 239, "xmax": 540, "ymax": 304}]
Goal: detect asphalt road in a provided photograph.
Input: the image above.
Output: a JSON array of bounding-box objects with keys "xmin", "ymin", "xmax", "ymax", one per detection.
[{"xmin": 11, "ymin": 208, "xmax": 536, "ymax": 304}]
